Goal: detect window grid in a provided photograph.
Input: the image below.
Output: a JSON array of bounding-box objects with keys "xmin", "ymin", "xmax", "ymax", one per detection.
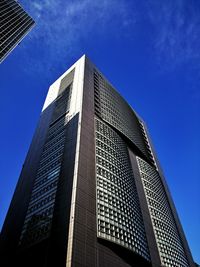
[
  {"xmin": 138, "ymin": 121, "xmax": 157, "ymax": 168},
  {"xmin": 95, "ymin": 118, "xmax": 150, "ymax": 261},
  {"xmin": 137, "ymin": 157, "xmax": 189, "ymax": 267}
]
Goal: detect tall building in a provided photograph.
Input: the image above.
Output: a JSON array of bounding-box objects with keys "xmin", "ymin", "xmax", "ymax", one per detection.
[
  {"xmin": 0, "ymin": 55, "xmax": 195, "ymax": 267},
  {"xmin": 0, "ymin": 0, "xmax": 35, "ymax": 63}
]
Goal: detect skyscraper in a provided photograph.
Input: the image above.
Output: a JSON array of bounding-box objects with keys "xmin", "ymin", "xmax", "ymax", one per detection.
[
  {"xmin": 0, "ymin": 55, "xmax": 195, "ymax": 267},
  {"xmin": 0, "ymin": 0, "xmax": 35, "ymax": 63}
]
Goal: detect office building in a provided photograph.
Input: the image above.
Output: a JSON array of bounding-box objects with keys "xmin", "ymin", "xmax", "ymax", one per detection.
[
  {"xmin": 0, "ymin": 55, "xmax": 195, "ymax": 267},
  {"xmin": 0, "ymin": 0, "xmax": 35, "ymax": 63}
]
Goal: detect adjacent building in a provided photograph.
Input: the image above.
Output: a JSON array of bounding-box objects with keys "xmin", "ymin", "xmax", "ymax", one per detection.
[
  {"xmin": 0, "ymin": 0, "xmax": 35, "ymax": 63},
  {"xmin": 0, "ymin": 55, "xmax": 195, "ymax": 267}
]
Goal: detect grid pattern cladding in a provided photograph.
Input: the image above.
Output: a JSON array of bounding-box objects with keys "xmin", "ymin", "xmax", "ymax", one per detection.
[
  {"xmin": 19, "ymin": 85, "xmax": 72, "ymax": 248},
  {"xmin": 137, "ymin": 157, "xmax": 189, "ymax": 267},
  {"xmin": 0, "ymin": 0, "xmax": 35, "ymax": 62},
  {"xmin": 94, "ymin": 70, "xmax": 153, "ymax": 164},
  {"xmin": 95, "ymin": 118, "xmax": 151, "ymax": 261}
]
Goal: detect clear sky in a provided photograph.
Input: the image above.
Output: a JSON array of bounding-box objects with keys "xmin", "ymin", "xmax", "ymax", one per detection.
[{"xmin": 0, "ymin": 0, "xmax": 199, "ymax": 263}]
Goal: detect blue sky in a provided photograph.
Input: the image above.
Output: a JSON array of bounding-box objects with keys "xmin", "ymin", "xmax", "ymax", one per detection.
[{"xmin": 0, "ymin": 0, "xmax": 199, "ymax": 262}]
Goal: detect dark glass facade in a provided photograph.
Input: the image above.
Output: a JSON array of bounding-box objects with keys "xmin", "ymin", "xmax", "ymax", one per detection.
[
  {"xmin": 0, "ymin": 0, "xmax": 35, "ymax": 62},
  {"xmin": 0, "ymin": 55, "xmax": 195, "ymax": 267}
]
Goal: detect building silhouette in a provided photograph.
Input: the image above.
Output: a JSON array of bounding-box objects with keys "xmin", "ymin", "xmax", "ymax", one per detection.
[
  {"xmin": 0, "ymin": 0, "xmax": 35, "ymax": 63},
  {"xmin": 0, "ymin": 55, "xmax": 195, "ymax": 267}
]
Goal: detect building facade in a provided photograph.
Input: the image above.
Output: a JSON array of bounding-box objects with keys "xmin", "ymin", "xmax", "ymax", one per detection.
[
  {"xmin": 0, "ymin": 55, "xmax": 195, "ymax": 267},
  {"xmin": 0, "ymin": 0, "xmax": 35, "ymax": 63}
]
